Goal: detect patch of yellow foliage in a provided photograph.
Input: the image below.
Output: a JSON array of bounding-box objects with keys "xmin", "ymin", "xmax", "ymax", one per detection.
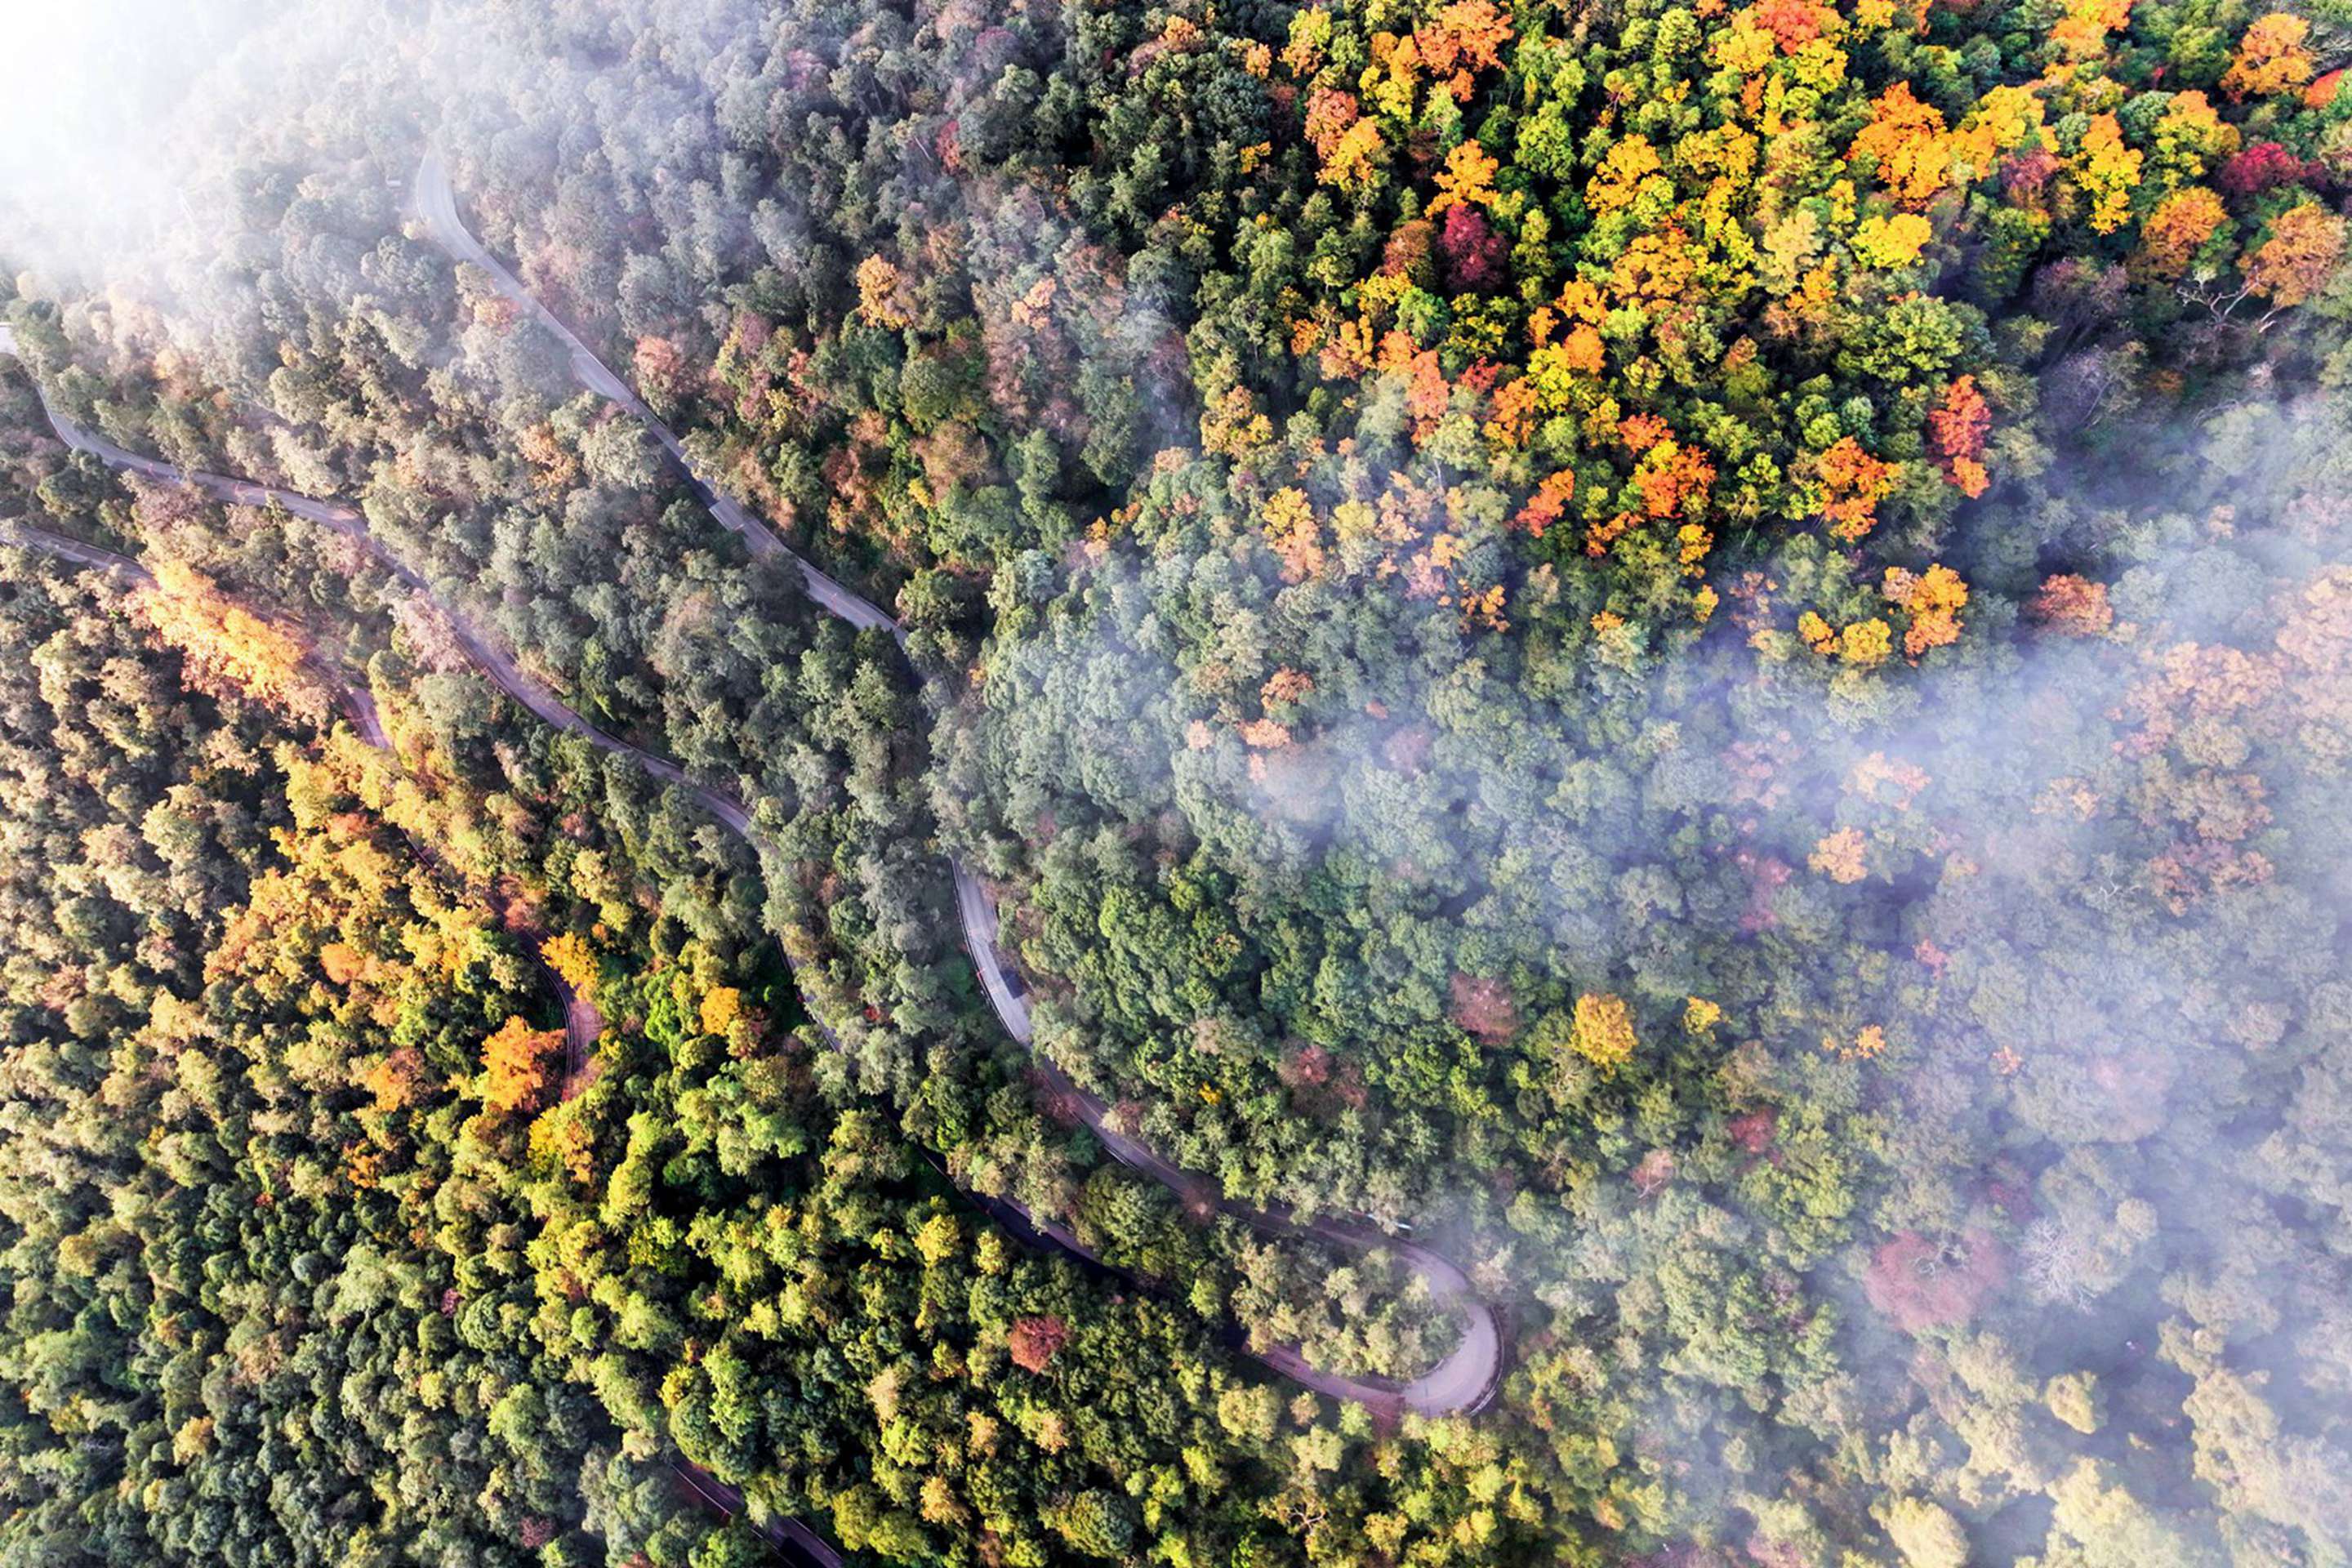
[{"xmin": 1569, "ymin": 993, "xmax": 1638, "ymax": 1074}]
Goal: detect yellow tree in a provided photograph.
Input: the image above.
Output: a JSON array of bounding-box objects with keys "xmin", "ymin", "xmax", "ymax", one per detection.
[
  {"xmin": 1261, "ymin": 488, "xmax": 1326, "ymax": 582},
  {"xmin": 2245, "ymin": 204, "xmax": 2348, "ymax": 310},
  {"xmin": 1884, "ymin": 564, "xmax": 1970, "ymax": 657},
  {"xmin": 136, "ymin": 560, "xmax": 334, "ymax": 727},
  {"xmin": 540, "ymin": 930, "xmax": 602, "ymax": 1000},
  {"xmin": 2222, "ymin": 13, "xmax": 2315, "ymax": 100},
  {"xmin": 2069, "ymin": 114, "xmax": 2143, "ymax": 234},
  {"xmin": 1567, "ymin": 993, "xmax": 1637, "ymax": 1074},
  {"xmin": 2136, "ymin": 188, "xmax": 2230, "ymax": 280},
  {"xmin": 483, "ymin": 1015, "xmax": 564, "ymax": 1116}
]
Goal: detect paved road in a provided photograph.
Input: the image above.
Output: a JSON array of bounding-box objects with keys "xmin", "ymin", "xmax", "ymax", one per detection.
[
  {"xmin": 412, "ymin": 159, "xmax": 1503, "ymax": 1415},
  {"xmin": 2, "ymin": 183, "xmax": 1504, "ymax": 1416},
  {"xmin": 412, "ymin": 158, "xmax": 899, "ymax": 640},
  {"xmin": 543, "ymin": 951, "xmax": 604, "ymax": 1088},
  {"xmin": 666, "ymin": 1460, "xmax": 844, "ymax": 1568},
  {"xmin": 343, "ymin": 685, "xmax": 389, "ymax": 748},
  {"xmin": 0, "ymin": 516, "xmax": 149, "ymax": 580},
  {"xmin": 414, "ymin": 155, "xmax": 1504, "ymax": 1415},
  {"xmin": 0, "ymin": 516, "xmax": 397, "ymax": 752}
]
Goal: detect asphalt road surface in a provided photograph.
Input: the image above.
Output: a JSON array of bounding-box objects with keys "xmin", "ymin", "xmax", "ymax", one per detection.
[
  {"xmin": 412, "ymin": 157, "xmax": 1503, "ymax": 1414},
  {"xmin": 3, "ymin": 180, "xmax": 1504, "ymax": 1419},
  {"xmin": 413, "ymin": 158, "xmax": 899, "ymax": 639}
]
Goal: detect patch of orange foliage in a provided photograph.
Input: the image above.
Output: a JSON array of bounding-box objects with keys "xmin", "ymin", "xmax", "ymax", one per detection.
[
  {"xmin": 1412, "ymin": 0, "xmax": 1512, "ymax": 102},
  {"xmin": 2029, "ymin": 574, "xmax": 2114, "ymax": 637},
  {"xmin": 1883, "ymin": 564, "xmax": 1969, "ymax": 657},
  {"xmin": 1810, "ymin": 827, "xmax": 1869, "ymax": 884},
  {"xmin": 1815, "ymin": 437, "xmax": 1897, "ymax": 541},
  {"xmin": 483, "ymin": 1015, "xmax": 564, "ymax": 1116},
  {"xmin": 1850, "ymin": 83, "xmax": 1953, "ymax": 206},
  {"xmin": 1928, "ymin": 376, "xmax": 1992, "ymax": 498}
]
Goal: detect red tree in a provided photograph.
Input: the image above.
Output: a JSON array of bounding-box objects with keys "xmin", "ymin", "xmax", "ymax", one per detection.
[
  {"xmin": 2218, "ymin": 141, "xmax": 2308, "ymax": 196},
  {"xmin": 1864, "ymin": 1230, "xmax": 2008, "ymax": 1332},
  {"xmin": 1439, "ymin": 205, "xmax": 1507, "ymax": 291},
  {"xmin": 1450, "ymin": 973, "xmax": 1520, "ymax": 1044},
  {"xmin": 1008, "ymin": 1316, "xmax": 1069, "ymax": 1373}
]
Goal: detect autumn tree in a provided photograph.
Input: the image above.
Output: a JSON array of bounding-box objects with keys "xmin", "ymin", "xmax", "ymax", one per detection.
[
  {"xmin": 2245, "ymin": 204, "xmax": 2347, "ymax": 310},
  {"xmin": 1007, "ymin": 1316, "xmax": 1069, "ymax": 1374},
  {"xmin": 1566, "ymin": 993, "xmax": 1637, "ymax": 1074},
  {"xmin": 482, "ymin": 1015, "xmax": 563, "ymax": 1116},
  {"xmin": 1928, "ymin": 376, "xmax": 1991, "ymax": 498},
  {"xmin": 136, "ymin": 560, "xmax": 335, "ymax": 728},
  {"xmin": 2029, "ymin": 574, "xmax": 2114, "ymax": 636},
  {"xmin": 2222, "ymin": 13, "xmax": 2314, "ymax": 100}
]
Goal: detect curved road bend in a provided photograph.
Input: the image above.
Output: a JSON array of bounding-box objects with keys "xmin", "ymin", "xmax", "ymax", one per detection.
[
  {"xmin": 5, "ymin": 209, "xmax": 1503, "ymax": 1417},
  {"xmin": 411, "ymin": 158, "xmax": 898, "ymax": 640},
  {"xmin": 1, "ymin": 517, "xmax": 812, "ymax": 1555},
  {"xmin": 952, "ymin": 870, "xmax": 1499, "ymax": 1414},
  {"xmin": 0, "ymin": 522, "xmax": 601, "ymax": 1083},
  {"xmin": 411, "ymin": 154, "xmax": 1503, "ymax": 1419},
  {"xmin": 0, "ymin": 515, "xmax": 392, "ymax": 749}
]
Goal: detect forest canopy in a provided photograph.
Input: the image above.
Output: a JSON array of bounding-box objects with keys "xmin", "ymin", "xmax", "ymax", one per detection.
[{"xmin": 4, "ymin": 0, "xmax": 2352, "ymax": 1565}]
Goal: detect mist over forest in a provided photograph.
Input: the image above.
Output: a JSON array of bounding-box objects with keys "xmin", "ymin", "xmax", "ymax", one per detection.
[{"xmin": 2, "ymin": 1, "xmax": 2352, "ymax": 1566}]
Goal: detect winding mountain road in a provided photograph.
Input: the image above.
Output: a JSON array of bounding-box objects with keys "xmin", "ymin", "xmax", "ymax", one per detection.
[
  {"xmin": 950, "ymin": 872, "xmax": 1501, "ymax": 1414},
  {"xmin": 412, "ymin": 159, "xmax": 898, "ymax": 639},
  {"xmin": 0, "ymin": 514, "xmax": 595, "ymax": 1085},
  {"xmin": 418, "ymin": 154, "xmax": 1501, "ymax": 1416},
  {"xmin": 0, "ymin": 171, "xmax": 1503, "ymax": 1419},
  {"xmin": 0, "ymin": 341, "xmax": 753, "ymax": 829}
]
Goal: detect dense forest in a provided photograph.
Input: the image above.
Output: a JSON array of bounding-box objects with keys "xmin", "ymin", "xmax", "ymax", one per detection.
[{"xmin": 4, "ymin": 0, "xmax": 2352, "ymax": 1562}]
